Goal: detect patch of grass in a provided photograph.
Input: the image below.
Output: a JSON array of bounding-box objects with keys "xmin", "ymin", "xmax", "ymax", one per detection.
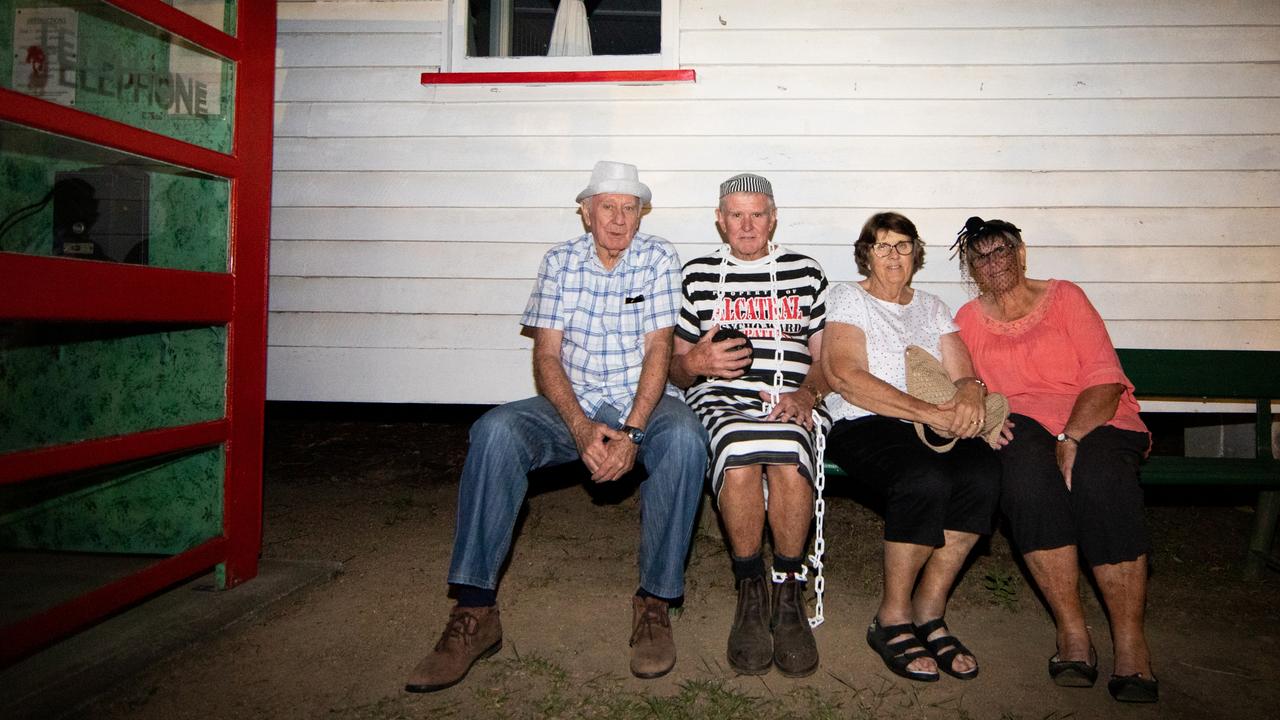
[
  {"xmin": 395, "ymin": 628, "xmax": 1015, "ymax": 720},
  {"xmin": 381, "ymin": 494, "xmax": 418, "ymax": 526},
  {"xmin": 983, "ymin": 568, "xmax": 1020, "ymax": 611},
  {"xmin": 781, "ymin": 685, "xmax": 848, "ymax": 720},
  {"xmin": 437, "ymin": 662, "xmax": 1004, "ymax": 720},
  {"xmin": 516, "ymin": 652, "xmax": 570, "ymax": 683},
  {"xmin": 523, "ymin": 565, "xmax": 563, "ymax": 589},
  {"xmin": 330, "ymin": 695, "xmax": 423, "ymax": 719},
  {"xmin": 641, "ymin": 678, "xmax": 762, "ymax": 719}
]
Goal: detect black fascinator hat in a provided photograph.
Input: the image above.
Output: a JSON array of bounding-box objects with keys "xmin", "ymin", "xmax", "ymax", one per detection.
[{"xmin": 950, "ymin": 216, "xmax": 1023, "ymax": 267}]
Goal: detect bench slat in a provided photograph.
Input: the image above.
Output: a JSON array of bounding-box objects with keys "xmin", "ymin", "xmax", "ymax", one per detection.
[
  {"xmin": 1117, "ymin": 348, "xmax": 1280, "ymax": 400},
  {"xmin": 1140, "ymin": 456, "xmax": 1280, "ymax": 486}
]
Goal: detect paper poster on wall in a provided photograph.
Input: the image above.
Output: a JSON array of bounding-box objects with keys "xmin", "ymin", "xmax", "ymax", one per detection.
[
  {"xmin": 11, "ymin": 7, "xmax": 78, "ymax": 107},
  {"xmin": 168, "ymin": 0, "xmax": 225, "ymax": 116}
]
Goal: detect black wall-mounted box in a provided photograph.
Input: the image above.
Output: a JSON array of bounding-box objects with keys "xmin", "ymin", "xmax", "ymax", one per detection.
[{"xmin": 53, "ymin": 165, "xmax": 149, "ymax": 264}]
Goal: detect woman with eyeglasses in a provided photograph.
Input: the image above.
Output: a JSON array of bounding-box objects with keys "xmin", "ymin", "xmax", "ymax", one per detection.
[
  {"xmin": 951, "ymin": 216, "xmax": 1157, "ymax": 703},
  {"xmin": 822, "ymin": 212, "xmax": 1000, "ymax": 683}
]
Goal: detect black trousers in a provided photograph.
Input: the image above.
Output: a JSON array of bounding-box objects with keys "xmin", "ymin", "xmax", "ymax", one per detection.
[
  {"xmin": 827, "ymin": 415, "xmax": 1001, "ymax": 547},
  {"xmin": 998, "ymin": 414, "xmax": 1150, "ymax": 566}
]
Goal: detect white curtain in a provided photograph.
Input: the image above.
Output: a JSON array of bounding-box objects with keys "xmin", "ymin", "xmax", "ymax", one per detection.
[{"xmin": 547, "ymin": 0, "xmax": 592, "ymax": 56}]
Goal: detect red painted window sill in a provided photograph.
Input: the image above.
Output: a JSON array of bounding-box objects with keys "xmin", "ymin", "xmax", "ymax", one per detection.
[{"xmin": 421, "ymin": 69, "xmax": 695, "ymax": 85}]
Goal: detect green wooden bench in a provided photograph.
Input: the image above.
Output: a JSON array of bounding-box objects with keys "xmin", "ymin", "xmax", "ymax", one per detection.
[
  {"xmin": 1118, "ymin": 348, "xmax": 1280, "ymax": 578},
  {"xmin": 823, "ymin": 349, "xmax": 1280, "ymax": 577}
]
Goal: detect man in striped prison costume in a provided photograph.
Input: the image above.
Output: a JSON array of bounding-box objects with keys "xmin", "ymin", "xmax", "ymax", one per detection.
[{"xmin": 670, "ymin": 173, "xmax": 831, "ymax": 678}]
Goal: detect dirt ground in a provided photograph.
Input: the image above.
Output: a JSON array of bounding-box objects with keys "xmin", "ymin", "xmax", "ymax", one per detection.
[{"xmin": 86, "ymin": 407, "xmax": 1280, "ymax": 719}]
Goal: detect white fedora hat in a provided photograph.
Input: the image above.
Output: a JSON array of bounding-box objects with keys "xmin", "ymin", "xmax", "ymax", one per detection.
[{"xmin": 575, "ymin": 160, "xmax": 652, "ymax": 205}]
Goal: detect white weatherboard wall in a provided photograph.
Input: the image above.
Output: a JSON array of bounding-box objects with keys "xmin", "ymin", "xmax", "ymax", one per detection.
[{"xmin": 270, "ymin": 0, "xmax": 1280, "ymax": 407}]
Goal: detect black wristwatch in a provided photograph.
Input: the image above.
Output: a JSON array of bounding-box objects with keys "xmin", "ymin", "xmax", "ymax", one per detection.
[
  {"xmin": 621, "ymin": 425, "xmax": 646, "ymax": 444},
  {"xmin": 1056, "ymin": 432, "xmax": 1079, "ymax": 445}
]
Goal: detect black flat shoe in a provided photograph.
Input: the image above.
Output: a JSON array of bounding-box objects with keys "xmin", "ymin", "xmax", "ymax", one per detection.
[
  {"xmin": 1047, "ymin": 646, "xmax": 1098, "ymax": 688},
  {"xmin": 1109, "ymin": 673, "xmax": 1159, "ymax": 703},
  {"xmin": 913, "ymin": 617, "xmax": 979, "ymax": 680},
  {"xmin": 866, "ymin": 617, "xmax": 939, "ymax": 683}
]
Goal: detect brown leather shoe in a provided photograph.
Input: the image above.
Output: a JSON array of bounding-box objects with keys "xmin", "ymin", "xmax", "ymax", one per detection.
[
  {"xmin": 771, "ymin": 575, "xmax": 818, "ymax": 677},
  {"xmin": 629, "ymin": 595, "xmax": 676, "ymax": 679},
  {"xmin": 405, "ymin": 605, "xmax": 503, "ymax": 693},
  {"xmin": 727, "ymin": 575, "xmax": 772, "ymax": 675}
]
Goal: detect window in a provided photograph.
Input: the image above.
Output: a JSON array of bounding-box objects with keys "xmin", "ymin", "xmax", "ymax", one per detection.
[{"xmin": 447, "ymin": 0, "xmax": 679, "ymax": 72}]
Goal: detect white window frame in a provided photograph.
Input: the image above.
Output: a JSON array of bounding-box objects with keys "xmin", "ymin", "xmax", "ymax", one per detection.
[{"xmin": 445, "ymin": 0, "xmax": 680, "ymax": 73}]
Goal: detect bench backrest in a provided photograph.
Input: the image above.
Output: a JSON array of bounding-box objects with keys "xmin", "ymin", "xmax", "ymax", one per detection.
[{"xmin": 1116, "ymin": 349, "xmax": 1280, "ymax": 401}]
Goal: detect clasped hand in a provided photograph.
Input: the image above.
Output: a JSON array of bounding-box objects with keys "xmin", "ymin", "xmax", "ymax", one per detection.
[
  {"xmin": 572, "ymin": 419, "xmax": 638, "ymax": 483},
  {"xmin": 932, "ymin": 383, "xmax": 986, "ymax": 439}
]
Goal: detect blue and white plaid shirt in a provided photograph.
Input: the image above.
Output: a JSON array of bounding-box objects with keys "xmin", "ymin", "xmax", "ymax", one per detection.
[{"xmin": 521, "ymin": 232, "xmax": 683, "ymax": 418}]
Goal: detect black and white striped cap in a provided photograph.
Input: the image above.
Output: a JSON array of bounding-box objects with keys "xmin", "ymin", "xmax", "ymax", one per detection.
[{"xmin": 719, "ymin": 173, "xmax": 773, "ymax": 199}]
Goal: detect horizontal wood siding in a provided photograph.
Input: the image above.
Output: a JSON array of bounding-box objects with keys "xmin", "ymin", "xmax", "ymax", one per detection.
[
  {"xmin": 270, "ymin": 241, "xmax": 1280, "ymax": 284},
  {"xmin": 275, "ymin": 135, "xmax": 1280, "ymax": 172},
  {"xmin": 280, "ymin": 64, "xmax": 1280, "ymax": 102},
  {"xmin": 270, "ymin": 0, "xmax": 1280, "ymax": 407},
  {"xmin": 276, "ymin": 99, "xmax": 1280, "ymax": 137}
]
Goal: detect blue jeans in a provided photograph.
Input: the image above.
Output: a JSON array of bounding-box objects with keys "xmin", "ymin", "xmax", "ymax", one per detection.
[{"xmin": 447, "ymin": 394, "xmax": 708, "ymax": 599}]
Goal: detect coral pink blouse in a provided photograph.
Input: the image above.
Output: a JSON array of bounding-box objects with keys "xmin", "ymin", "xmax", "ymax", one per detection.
[{"xmin": 955, "ymin": 280, "xmax": 1147, "ymax": 438}]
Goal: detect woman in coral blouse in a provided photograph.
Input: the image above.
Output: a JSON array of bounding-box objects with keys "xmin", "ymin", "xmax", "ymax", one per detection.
[{"xmin": 951, "ymin": 216, "xmax": 1158, "ymax": 704}]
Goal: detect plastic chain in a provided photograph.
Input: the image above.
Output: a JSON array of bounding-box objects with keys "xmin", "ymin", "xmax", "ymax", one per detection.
[{"xmin": 808, "ymin": 419, "xmax": 826, "ymax": 628}]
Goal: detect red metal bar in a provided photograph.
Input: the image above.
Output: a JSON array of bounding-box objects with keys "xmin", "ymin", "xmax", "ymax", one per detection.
[
  {"xmin": 0, "ymin": 536, "xmax": 229, "ymax": 665},
  {"xmin": 0, "ymin": 90, "xmax": 237, "ymax": 179},
  {"xmin": 103, "ymin": 0, "xmax": 240, "ymax": 59},
  {"xmin": 0, "ymin": 420, "xmax": 229, "ymax": 486},
  {"xmin": 421, "ymin": 69, "xmax": 697, "ymax": 85},
  {"xmin": 218, "ymin": 0, "xmax": 277, "ymax": 589},
  {"xmin": 0, "ymin": 253, "xmax": 233, "ymax": 323}
]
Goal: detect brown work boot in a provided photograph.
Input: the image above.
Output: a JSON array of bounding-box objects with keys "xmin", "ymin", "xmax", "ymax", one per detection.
[
  {"xmin": 727, "ymin": 574, "xmax": 772, "ymax": 675},
  {"xmin": 405, "ymin": 605, "xmax": 502, "ymax": 693},
  {"xmin": 629, "ymin": 595, "xmax": 676, "ymax": 679},
  {"xmin": 771, "ymin": 574, "xmax": 818, "ymax": 677}
]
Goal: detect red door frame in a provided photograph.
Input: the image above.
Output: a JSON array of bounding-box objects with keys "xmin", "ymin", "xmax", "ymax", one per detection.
[{"xmin": 0, "ymin": 0, "xmax": 275, "ymax": 665}]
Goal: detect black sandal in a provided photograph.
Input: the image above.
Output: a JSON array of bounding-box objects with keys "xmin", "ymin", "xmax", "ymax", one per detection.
[
  {"xmin": 866, "ymin": 617, "xmax": 939, "ymax": 682},
  {"xmin": 1047, "ymin": 645, "xmax": 1098, "ymax": 688},
  {"xmin": 913, "ymin": 617, "xmax": 979, "ymax": 680},
  {"xmin": 1108, "ymin": 673, "xmax": 1159, "ymax": 703}
]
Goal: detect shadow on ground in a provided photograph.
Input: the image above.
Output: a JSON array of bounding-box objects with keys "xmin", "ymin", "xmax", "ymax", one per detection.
[{"xmin": 53, "ymin": 406, "xmax": 1280, "ymax": 719}]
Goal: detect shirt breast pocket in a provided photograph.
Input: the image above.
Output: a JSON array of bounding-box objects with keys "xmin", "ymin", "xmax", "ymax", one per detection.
[
  {"xmin": 618, "ymin": 296, "xmax": 647, "ymax": 339},
  {"xmin": 561, "ymin": 287, "xmax": 585, "ymax": 333}
]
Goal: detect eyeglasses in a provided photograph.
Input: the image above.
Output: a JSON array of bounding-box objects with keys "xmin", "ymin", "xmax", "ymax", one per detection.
[
  {"xmin": 971, "ymin": 241, "xmax": 1015, "ymax": 268},
  {"xmin": 871, "ymin": 239, "xmax": 915, "ymax": 258}
]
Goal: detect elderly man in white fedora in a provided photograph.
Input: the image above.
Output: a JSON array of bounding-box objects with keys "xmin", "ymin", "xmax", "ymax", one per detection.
[{"xmin": 406, "ymin": 161, "xmax": 708, "ymax": 692}]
